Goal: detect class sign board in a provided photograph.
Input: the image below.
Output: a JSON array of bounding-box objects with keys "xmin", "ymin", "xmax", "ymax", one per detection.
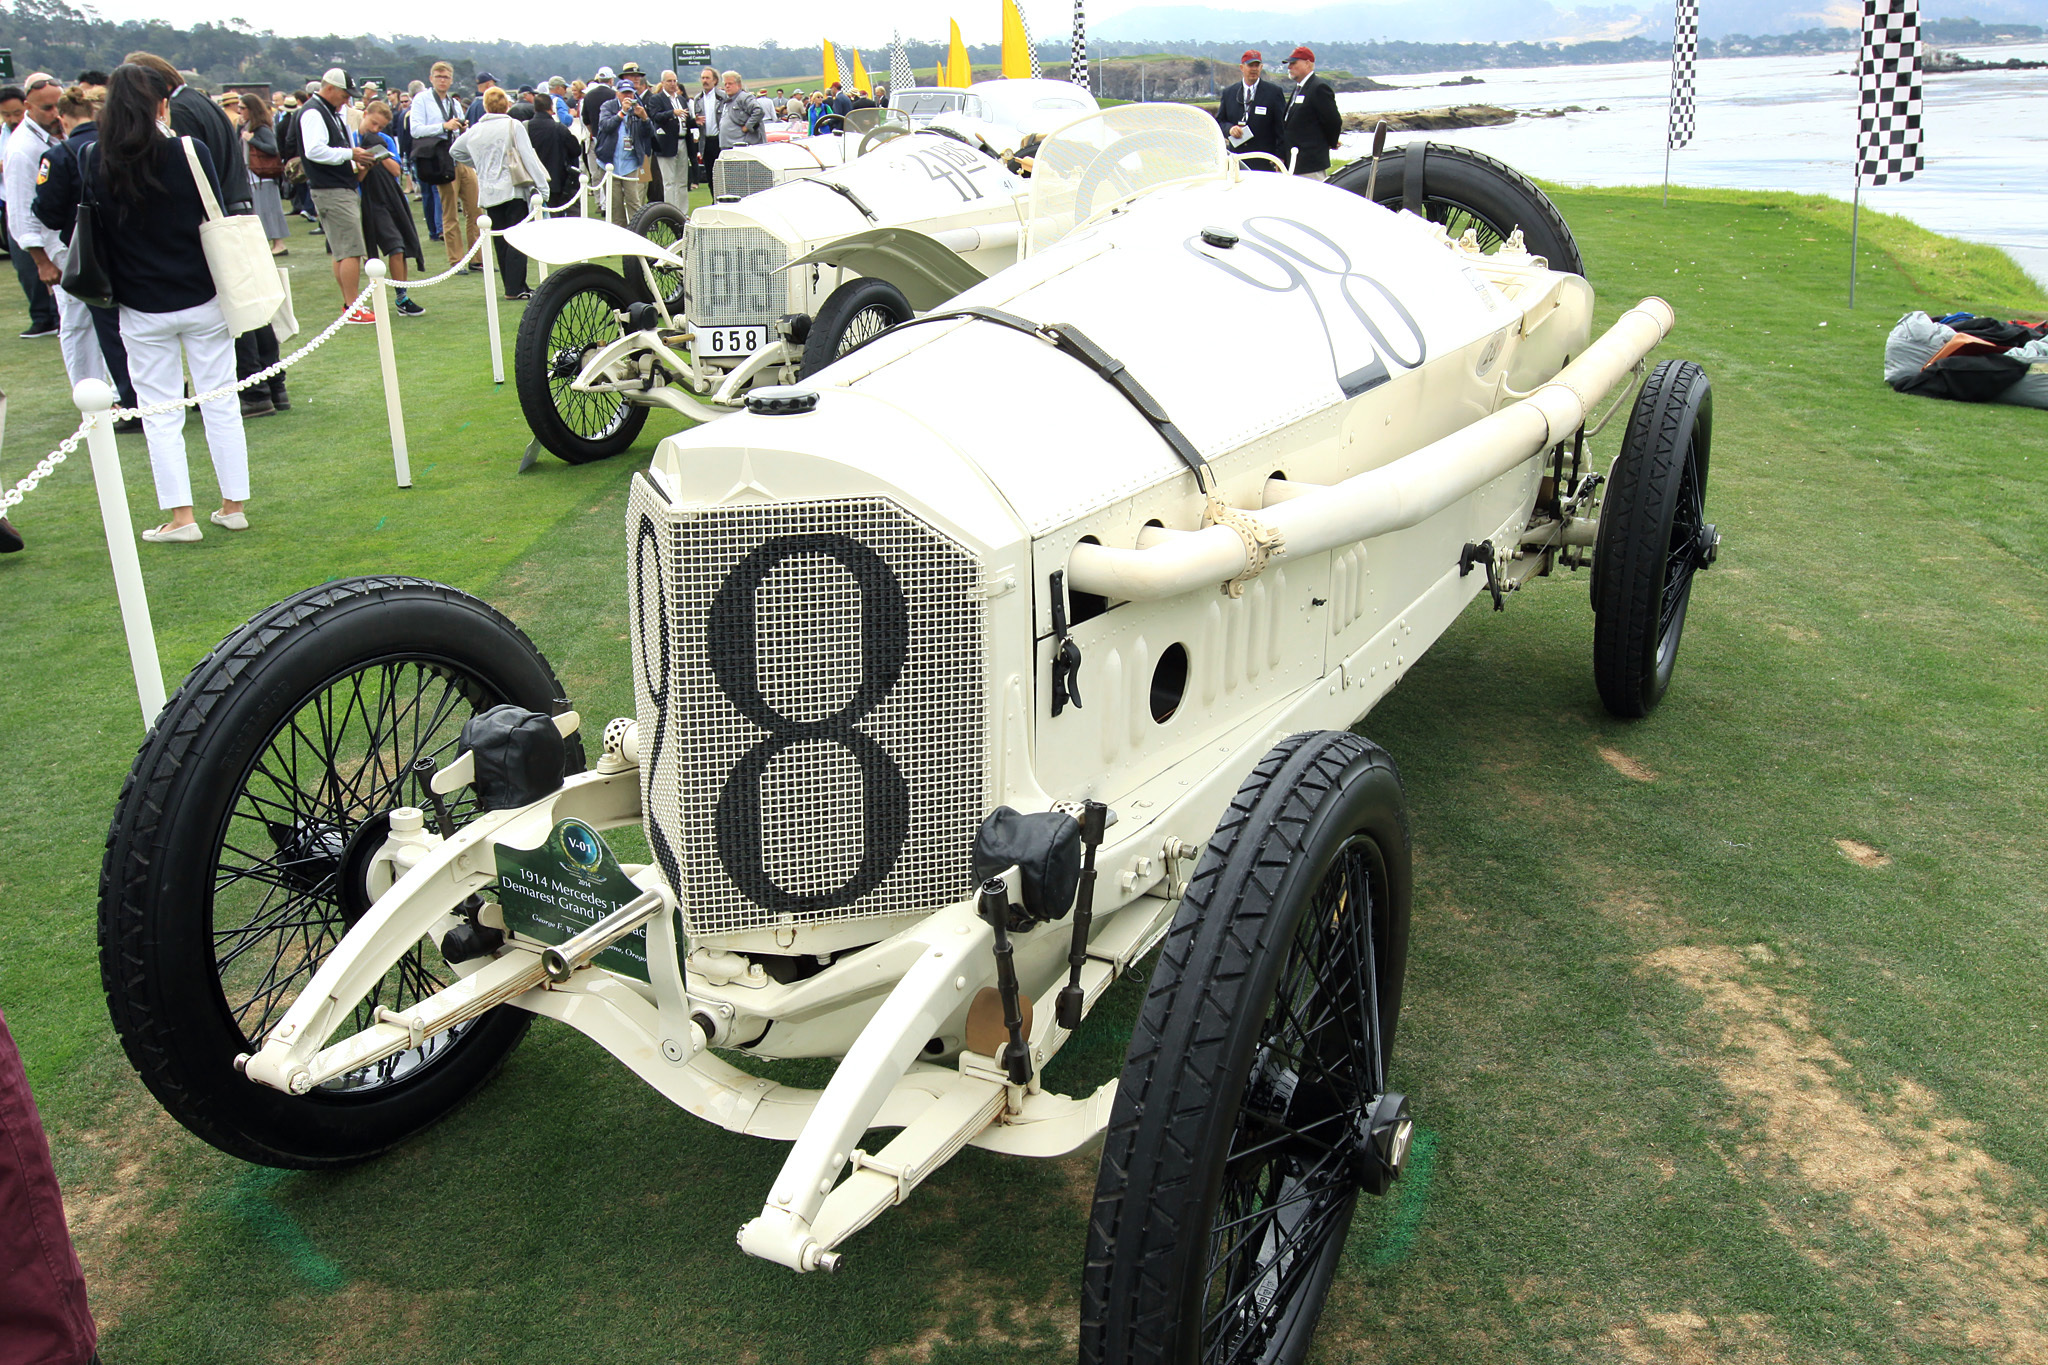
[
  {"xmin": 673, "ymin": 43, "xmax": 712, "ymax": 73},
  {"xmin": 0, "ymin": 50, "xmax": 14, "ymax": 81},
  {"xmin": 494, "ymin": 817, "xmax": 653, "ymax": 980}
]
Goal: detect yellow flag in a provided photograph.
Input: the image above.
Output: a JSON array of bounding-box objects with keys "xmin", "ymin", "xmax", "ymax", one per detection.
[
  {"xmin": 935, "ymin": 60, "xmax": 945, "ymax": 88},
  {"xmin": 850, "ymin": 47, "xmax": 871, "ymax": 94},
  {"xmin": 948, "ymin": 19, "xmax": 972, "ymax": 88},
  {"xmin": 1000, "ymin": 0, "xmax": 1033, "ymax": 79},
  {"xmin": 822, "ymin": 40, "xmax": 841, "ymax": 90}
]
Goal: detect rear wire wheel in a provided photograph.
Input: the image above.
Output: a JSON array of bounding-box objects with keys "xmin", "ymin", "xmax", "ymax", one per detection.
[
  {"xmin": 514, "ymin": 261, "xmax": 650, "ymax": 464},
  {"xmin": 99, "ymin": 577, "xmax": 584, "ymax": 1168},
  {"xmin": 1327, "ymin": 141, "xmax": 1586, "ymax": 277},
  {"xmin": 1591, "ymin": 358, "xmax": 1715, "ymax": 717},
  {"xmin": 1083, "ymin": 731, "xmax": 1414, "ymax": 1365},
  {"xmin": 626, "ymin": 200, "xmax": 688, "ymax": 312},
  {"xmin": 799, "ymin": 276, "xmax": 913, "ymax": 378}
]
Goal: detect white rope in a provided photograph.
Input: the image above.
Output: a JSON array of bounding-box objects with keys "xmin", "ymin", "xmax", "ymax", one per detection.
[
  {"xmin": 5, "ymin": 231, "xmax": 505, "ymax": 509},
  {"xmin": 6, "ymin": 276, "xmax": 378, "ymax": 506},
  {"xmin": 396, "ymin": 234, "xmax": 487, "ymax": 290},
  {"xmin": 0, "ymin": 416, "xmax": 93, "ymax": 514}
]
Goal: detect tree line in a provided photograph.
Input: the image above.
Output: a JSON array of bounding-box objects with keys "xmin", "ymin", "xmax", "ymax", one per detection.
[{"xmin": 1, "ymin": 0, "xmax": 2037, "ymax": 93}]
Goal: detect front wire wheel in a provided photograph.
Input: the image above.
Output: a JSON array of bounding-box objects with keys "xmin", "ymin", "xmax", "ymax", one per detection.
[
  {"xmin": 798, "ymin": 276, "xmax": 914, "ymax": 378},
  {"xmin": 1083, "ymin": 731, "xmax": 1414, "ymax": 1365},
  {"xmin": 100, "ymin": 577, "xmax": 583, "ymax": 1168},
  {"xmin": 513, "ymin": 261, "xmax": 651, "ymax": 464}
]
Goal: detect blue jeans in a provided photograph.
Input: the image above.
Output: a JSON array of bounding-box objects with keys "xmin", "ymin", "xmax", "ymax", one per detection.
[{"xmin": 422, "ymin": 180, "xmax": 442, "ymax": 237}]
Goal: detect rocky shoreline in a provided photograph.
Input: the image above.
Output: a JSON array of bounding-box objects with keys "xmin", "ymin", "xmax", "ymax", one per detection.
[{"xmin": 1339, "ymin": 103, "xmax": 1603, "ymax": 132}]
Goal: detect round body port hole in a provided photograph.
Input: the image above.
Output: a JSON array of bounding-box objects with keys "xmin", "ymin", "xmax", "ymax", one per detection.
[{"xmin": 1150, "ymin": 643, "xmax": 1189, "ymax": 724}]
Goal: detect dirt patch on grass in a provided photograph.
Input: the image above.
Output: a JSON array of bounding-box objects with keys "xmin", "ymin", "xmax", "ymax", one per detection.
[
  {"xmin": 1646, "ymin": 944, "xmax": 2048, "ymax": 1363},
  {"xmin": 1834, "ymin": 839, "xmax": 1891, "ymax": 868},
  {"xmin": 62, "ymin": 1100, "xmax": 188, "ymax": 1333},
  {"xmin": 869, "ymin": 1271, "xmax": 1075, "ymax": 1363},
  {"xmin": 1598, "ymin": 746, "xmax": 1658, "ymax": 782},
  {"xmin": 1609, "ymin": 1309, "xmax": 1792, "ymax": 1364}
]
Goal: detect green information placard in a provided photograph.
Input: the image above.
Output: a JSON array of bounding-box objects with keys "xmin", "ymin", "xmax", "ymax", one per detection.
[
  {"xmin": 0, "ymin": 51, "xmax": 14, "ymax": 81},
  {"xmin": 673, "ymin": 43, "xmax": 712, "ymax": 72},
  {"xmin": 494, "ymin": 818, "xmax": 651, "ymax": 981}
]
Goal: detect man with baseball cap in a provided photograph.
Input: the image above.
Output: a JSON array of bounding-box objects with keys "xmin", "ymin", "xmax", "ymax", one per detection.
[
  {"xmin": 465, "ymin": 72, "xmax": 497, "ymax": 125},
  {"xmin": 1280, "ymin": 46, "xmax": 1342, "ymax": 176},
  {"xmin": 1216, "ymin": 49, "xmax": 1284, "ymax": 169},
  {"xmin": 301, "ymin": 67, "xmax": 379, "ymax": 320}
]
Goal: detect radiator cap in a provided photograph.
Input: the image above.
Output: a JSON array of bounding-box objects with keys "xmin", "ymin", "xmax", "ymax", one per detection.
[{"xmin": 745, "ymin": 386, "xmax": 820, "ymax": 415}]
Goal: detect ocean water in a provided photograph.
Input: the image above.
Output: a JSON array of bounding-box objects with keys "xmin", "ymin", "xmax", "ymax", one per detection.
[{"xmin": 1333, "ymin": 44, "xmax": 2048, "ymax": 289}]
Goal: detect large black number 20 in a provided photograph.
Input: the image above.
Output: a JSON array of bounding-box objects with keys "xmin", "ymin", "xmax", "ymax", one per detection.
[{"xmin": 707, "ymin": 533, "xmax": 911, "ymax": 912}]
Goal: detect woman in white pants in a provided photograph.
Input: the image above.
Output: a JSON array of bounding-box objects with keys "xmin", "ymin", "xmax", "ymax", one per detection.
[{"xmin": 91, "ymin": 62, "xmax": 247, "ymax": 543}]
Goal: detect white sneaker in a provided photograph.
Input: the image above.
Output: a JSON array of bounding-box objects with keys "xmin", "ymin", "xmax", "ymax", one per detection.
[
  {"xmin": 141, "ymin": 522, "xmax": 203, "ymax": 543},
  {"xmin": 210, "ymin": 509, "xmax": 249, "ymax": 531}
]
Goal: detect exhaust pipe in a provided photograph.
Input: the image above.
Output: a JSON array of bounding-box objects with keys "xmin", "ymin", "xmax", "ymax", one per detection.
[{"xmin": 1065, "ymin": 297, "xmax": 1675, "ymax": 602}]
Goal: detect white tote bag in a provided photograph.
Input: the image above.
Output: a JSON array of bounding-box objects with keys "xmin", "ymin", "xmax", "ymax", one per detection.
[
  {"xmin": 269, "ymin": 265, "xmax": 299, "ymax": 344},
  {"xmin": 182, "ymin": 137, "xmax": 286, "ymax": 335}
]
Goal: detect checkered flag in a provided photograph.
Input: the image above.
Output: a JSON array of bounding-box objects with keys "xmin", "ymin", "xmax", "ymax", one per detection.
[
  {"xmin": 890, "ymin": 31, "xmax": 914, "ymax": 92},
  {"xmin": 1667, "ymin": 0, "xmax": 1698, "ymax": 150},
  {"xmin": 1021, "ymin": 7, "xmax": 1043, "ymax": 78},
  {"xmin": 1070, "ymin": 0, "xmax": 1089, "ymax": 90},
  {"xmin": 1857, "ymin": 0, "xmax": 1924, "ymax": 184}
]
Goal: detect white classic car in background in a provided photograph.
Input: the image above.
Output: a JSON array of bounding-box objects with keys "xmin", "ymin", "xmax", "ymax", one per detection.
[
  {"xmin": 101, "ymin": 112, "xmax": 1718, "ymax": 1364},
  {"xmin": 709, "ymin": 78, "xmax": 1099, "ymax": 202},
  {"xmin": 504, "ymin": 104, "xmax": 1589, "ymax": 468}
]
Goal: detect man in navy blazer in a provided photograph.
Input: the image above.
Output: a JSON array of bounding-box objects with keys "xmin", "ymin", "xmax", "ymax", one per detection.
[
  {"xmin": 1216, "ymin": 50, "xmax": 1285, "ymax": 169},
  {"xmin": 1280, "ymin": 46, "xmax": 1344, "ymax": 176}
]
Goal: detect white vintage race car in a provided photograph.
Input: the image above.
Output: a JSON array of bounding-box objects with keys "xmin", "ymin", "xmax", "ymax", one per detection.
[
  {"xmin": 710, "ymin": 78, "xmax": 1099, "ymax": 201},
  {"xmin": 101, "ymin": 138, "xmax": 1716, "ymax": 1362},
  {"xmin": 505, "ymin": 104, "xmax": 1586, "ymax": 467}
]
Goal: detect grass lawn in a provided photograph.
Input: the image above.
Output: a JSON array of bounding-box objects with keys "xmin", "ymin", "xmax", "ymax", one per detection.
[{"xmin": 1, "ymin": 179, "xmax": 2045, "ymax": 1364}]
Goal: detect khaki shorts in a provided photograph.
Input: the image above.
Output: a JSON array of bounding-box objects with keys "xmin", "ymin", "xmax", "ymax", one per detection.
[{"xmin": 311, "ymin": 186, "xmax": 367, "ymax": 260}]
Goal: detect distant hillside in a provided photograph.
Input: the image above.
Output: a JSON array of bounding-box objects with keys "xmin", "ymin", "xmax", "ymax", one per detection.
[{"xmin": 1097, "ymin": 0, "xmax": 2048, "ymax": 44}]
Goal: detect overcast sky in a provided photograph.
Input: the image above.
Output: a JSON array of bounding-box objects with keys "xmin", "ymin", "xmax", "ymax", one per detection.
[{"xmin": 74, "ymin": 0, "xmax": 1159, "ymax": 49}]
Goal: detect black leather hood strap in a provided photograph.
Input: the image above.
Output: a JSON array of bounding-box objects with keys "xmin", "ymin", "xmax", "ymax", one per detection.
[{"xmin": 842, "ymin": 304, "xmax": 1217, "ymax": 493}]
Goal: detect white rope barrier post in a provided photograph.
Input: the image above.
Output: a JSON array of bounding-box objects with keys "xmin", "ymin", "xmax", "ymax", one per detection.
[
  {"xmin": 75, "ymin": 378, "xmax": 166, "ymax": 726},
  {"xmin": 579, "ymin": 169, "xmax": 591, "ymax": 219},
  {"xmin": 532, "ymin": 192, "xmax": 550, "ymax": 284},
  {"xmin": 479, "ymin": 211, "xmax": 504, "ymax": 384},
  {"xmin": 363, "ymin": 259, "xmax": 413, "ymax": 488}
]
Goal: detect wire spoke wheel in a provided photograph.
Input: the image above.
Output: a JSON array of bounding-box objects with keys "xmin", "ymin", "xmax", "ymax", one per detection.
[
  {"xmin": 1592, "ymin": 358, "xmax": 1715, "ymax": 717},
  {"xmin": 102, "ymin": 578, "xmax": 582, "ymax": 1168},
  {"xmin": 800, "ymin": 277, "xmax": 914, "ymax": 379},
  {"xmin": 1327, "ymin": 141, "xmax": 1586, "ymax": 277},
  {"xmin": 627, "ymin": 201, "xmax": 687, "ymax": 311},
  {"xmin": 213, "ymin": 658, "xmax": 495, "ymax": 1092},
  {"xmin": 1200, "ymin": 837, "xmax": 1387, "ymax": 1361},
  {"xmin": 1084, "ymin": 731, "xmax": 1414, "ymax": 1365},
  {"xmin": 836, "ymin": 304, "xmax": 896, "ymax": 357},
  {"xmin": 546, "ymin": 288, "xmax": 631, "ymax": 440},
  {"xmin": 515, "ymin": 262, "xmax": 649, "ymax": 464}
]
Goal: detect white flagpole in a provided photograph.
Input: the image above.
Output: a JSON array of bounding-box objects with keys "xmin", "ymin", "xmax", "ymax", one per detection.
[{"xmin": 1850, "ymin": 173, "xmax": 1862, "ymax": 308}]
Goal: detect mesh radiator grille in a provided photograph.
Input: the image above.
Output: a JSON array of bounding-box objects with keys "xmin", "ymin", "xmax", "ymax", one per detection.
[
  {"xmin": 685, "ymin": 224, "xmax": 790, "ymax": 327},
  {"xmin": 712, "ymin": 157, "xmax": 782, "ymax": 200},
  {"xmin": 629, "ymin": 483, "xmax": 986, "ymax": 939}
]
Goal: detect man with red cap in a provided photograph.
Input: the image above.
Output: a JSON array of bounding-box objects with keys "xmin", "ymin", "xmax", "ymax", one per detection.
[
  {"xmin": 1280, "ymin": 46, "xmax": 1342, "ymax": 176},
  {"xmin": 1216, "ymin": 50, "xmax": 1284, "ymax": 169}
]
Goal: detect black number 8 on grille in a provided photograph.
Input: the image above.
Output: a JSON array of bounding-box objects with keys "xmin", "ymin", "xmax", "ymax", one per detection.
[{"xmin": 706, "ymin": 534, "xmax": 914, "ymax": 912}]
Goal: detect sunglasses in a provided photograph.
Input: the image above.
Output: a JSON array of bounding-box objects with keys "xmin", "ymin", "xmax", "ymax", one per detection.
[
  {"xmin": 26, "ymin": 77, "xmax": 59, "ymax": 93},
  {"xmin": 1245, "ymin": 61, "xmax": 1263, "ymax": 67}
]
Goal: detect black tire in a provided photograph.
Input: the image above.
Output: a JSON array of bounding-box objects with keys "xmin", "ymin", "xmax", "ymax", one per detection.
[
  {"xmin": 1328, "ymin": 142, "xmax": 1585, "ymax": 277},
  {"xmin": 1591, "ymin": 359, "xmax": 1715, "ymax": 718},
  {"xmin": 514, "ymin": 262, "xmax": 650, "ymax": 465},
  {"xmin": 99, "ymin": 577, "xmax": 585, "ymax": 1169},
  {"xmin": 798, "ymin": 277, "xmax": 913, "ymax": 378},
  {"xmin": 626, "ymin": 200, "xmax": 687, "ymax": 312},
  {"xmin": 1082, "ymin": 731, "xmax": 1414, "ymax": 1365}
]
